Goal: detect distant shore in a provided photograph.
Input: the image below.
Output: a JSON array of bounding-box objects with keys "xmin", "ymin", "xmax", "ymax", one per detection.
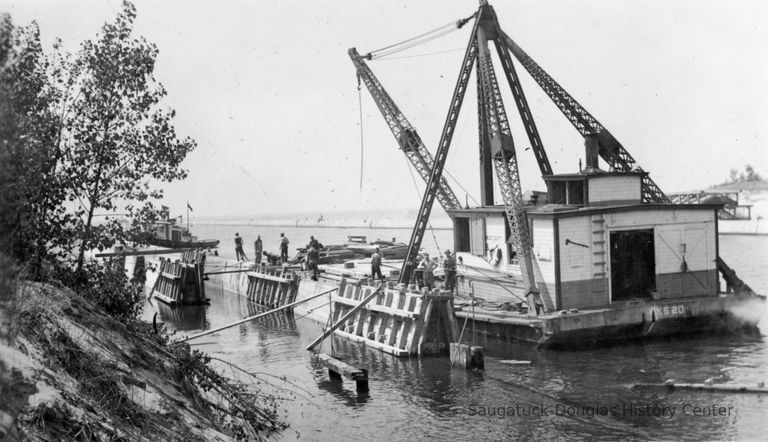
[{"xmin": 194, "ymin": 222, "xmax": 452, "ymax": 230}]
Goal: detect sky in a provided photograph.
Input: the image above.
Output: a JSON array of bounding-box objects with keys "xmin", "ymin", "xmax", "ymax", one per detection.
[{"xmin": 2, "ymin": 0, "xmax": 767, "ymax": 219}]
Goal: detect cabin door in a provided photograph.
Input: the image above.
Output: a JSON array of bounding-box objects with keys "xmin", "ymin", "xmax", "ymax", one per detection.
[{"xmin": 610, "ymin": 229, "xmax": 655, "ymax": 301}]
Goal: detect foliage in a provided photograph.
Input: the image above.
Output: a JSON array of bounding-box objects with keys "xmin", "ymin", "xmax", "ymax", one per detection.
[
  {"xmin": 170, "ymin": 343, "xmax": 286, "ymax": 439},
  {"xmin": 61, "ymin": 1, "xmax": 196, "ymax": 271},
  {"xmin": 0, "ymin": 1, "xmax": 195, "ymax": 276},
  {"xmin": 728, "ymin": 164, "xmax": 762, "ymax": 183},
  {"xmin": 58, "ymin": 260, "xmax": 144, "ymax": 324},
  {"xmin": 0, "ymin": 15, "xmax": 74, "ymax": 275}
]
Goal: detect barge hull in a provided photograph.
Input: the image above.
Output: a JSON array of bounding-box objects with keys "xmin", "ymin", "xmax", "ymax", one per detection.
[{"xmin": 457, "ymin": 293, "xmax": 764, "ymax": 348}]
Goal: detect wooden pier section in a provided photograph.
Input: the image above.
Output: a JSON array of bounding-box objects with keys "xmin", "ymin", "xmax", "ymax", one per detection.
[
  {"xmin": 151, "ymin": 250, "xmax": 207, "ymax": 305},
  {"xmin": 326, "ymin": 279, "xmax": 459, "ymax": 357},
  {"xmin": 244, "ymin": 264, "xmax": 300, "ymax": 308}
]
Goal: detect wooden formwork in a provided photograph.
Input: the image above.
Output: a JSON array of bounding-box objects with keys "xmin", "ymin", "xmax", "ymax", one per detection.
[
  {"xmin": 151, "ymin": 250, "xmax": 207, "ymax": 305},
  {"xmin": 330, "ymin": 280, "xmax": 459, "ymax": 357},
  {"xmin": 244, "ymin": 264, "xmax": 300, "ymax": 308}
]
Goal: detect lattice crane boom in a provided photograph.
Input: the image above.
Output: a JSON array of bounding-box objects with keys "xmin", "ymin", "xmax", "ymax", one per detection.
[
  {"xmin": 500, "ymin": 32, "xmax": 671, "ymax": 203},
  {"xmin": 349, "ymin": 48, "xmax": 462, "ymax": 212},
  {"xmin": 476, "ymin": 22, "xmax": 539, "ymax": 298}
]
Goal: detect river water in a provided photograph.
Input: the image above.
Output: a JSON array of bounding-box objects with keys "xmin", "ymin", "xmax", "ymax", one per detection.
[{"xmin": 144, "ymin": 224, "xmax": 768, "ymax": 440}]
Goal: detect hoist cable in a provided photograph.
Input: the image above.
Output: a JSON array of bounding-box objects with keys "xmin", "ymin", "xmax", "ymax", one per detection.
[
  {"xmin": 357, "ymin": 74, "xmax": 365, "ymax": 191},
  {"xmin": 403, "ymin": 156, "xmax": 441, "ymax": 253},
  {"xmin": 373, "ymin": 47, "xmax": 466, "ymax": 61},
  {"xmin": 371, "ymin": 27, "xmax": 458, "ymax": 59},
  {"xmin": 368, "ymin": 21, "xmax": 457, "ymax": 58}
]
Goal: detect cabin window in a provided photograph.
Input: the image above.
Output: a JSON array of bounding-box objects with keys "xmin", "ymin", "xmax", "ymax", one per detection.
[
  {"xmin": 610, "ymin": 229, "xmax": 655, "ymax": 301},
  {"xmin": 550, "ymin": 182, "xmax": 566, "ymax": 204},
  {"xmin": 567, "ymin": 180, "xmax": 584, "ymax": 205}
]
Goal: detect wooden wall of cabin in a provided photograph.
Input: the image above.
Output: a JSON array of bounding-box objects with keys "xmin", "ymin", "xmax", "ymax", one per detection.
[
  {"xmin": 588, "ymin": 175, "xmax": 642, "ymax": 205},
  {"xmin": 557, "ymin": 209, "xmax": 718, "ymax": 310},
  {"xmin": 530, "ymin": 218, "xmax": 557, "ymax": 310},
  {"xmin": 606, "ymin": 209, "xmax": 717, "ymax": 299},
  {"xmin": 558, "ymin": 216, "xmax": 608, "ymax": 309}
]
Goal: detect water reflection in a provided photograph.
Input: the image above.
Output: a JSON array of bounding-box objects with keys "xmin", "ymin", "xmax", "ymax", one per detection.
[{"xmin": 153, "ymin": 300, "xmax": 208, "ymax": 331}]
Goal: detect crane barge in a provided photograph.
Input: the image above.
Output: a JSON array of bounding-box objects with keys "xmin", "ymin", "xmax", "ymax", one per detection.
[{"xmin": 291, "ymin": 0, "xmax": 765, "ymax": 350}]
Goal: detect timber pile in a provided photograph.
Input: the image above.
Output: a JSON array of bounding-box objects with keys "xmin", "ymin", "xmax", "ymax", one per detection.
[
  {"xmin": 150, "ymin": 250, "xmax": 206, "ymax": 305},
  {"xmin": 327, "ymin": 280, "xmax": 458, "ymax": 357},
  {"xmin": 245, "ymin": 264, "xmax": 300, "ymax": 308}
]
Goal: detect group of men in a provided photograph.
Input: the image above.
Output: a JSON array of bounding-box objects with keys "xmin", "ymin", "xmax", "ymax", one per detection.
[
  {"xmin": 371, "ymin": 247, "xmax": 457, "ymax": 293},
  {"xmin": 233, "ymin": 232, "xmax": 290, "ymax": 264},
  {"xmin": 234, "ymin": 232, "xmax": 457, "ymax": 292}
]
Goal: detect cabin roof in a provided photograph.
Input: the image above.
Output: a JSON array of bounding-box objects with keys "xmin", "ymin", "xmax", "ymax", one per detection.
[
  {"xmin": 448, "ymin": 202, "xmax": 723, "ymax": 220},
  {"xmin": 527, "ymin": 203, "xmax": 723, "ymax": 219},
  {"xmin": 542, "ymin": 170, "xmax": 647, "ymax": 181}
]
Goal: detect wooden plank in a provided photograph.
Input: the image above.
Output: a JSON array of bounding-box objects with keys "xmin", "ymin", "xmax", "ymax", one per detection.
[
  {"xmin": 96, "ymin": 247, "xmax": 200, "ymax": 257},
  {"xmin": 632, "ymin": 382, "xmax": 768, "ymax": 394},
  {"xmin": 332, "ymin": 295, "xmax": 420, "ymax": 319},
  {"xmin": 181, "ymin": 286, "xmax": 339, "ymax": 342},
  {"xmin": 316, "ymin": 353, "xmax": 367, "ymax": 380},
  {"xmin": 247, "ymin": 271, "xmax": 293, "ymax": 283},
  {"xmin": 416, "ymin": 299, "xmax": 435, "ymax": 356},
  {"xmin": 333, "ymin": 329, "xmax": 411, "ymax": 357}
]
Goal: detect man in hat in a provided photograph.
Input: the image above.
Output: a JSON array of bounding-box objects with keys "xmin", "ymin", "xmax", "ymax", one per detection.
[
  {"xmin": 370, "ymin": 247, "xmax": 384, "ymax": 281},
  {"xmin": 443, "ymin": 249, "xmax": 456, "ymax": 294}
]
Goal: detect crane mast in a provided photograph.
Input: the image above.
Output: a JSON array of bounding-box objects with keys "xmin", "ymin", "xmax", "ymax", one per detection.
[{"xmin": 349, "ymin": 48, "xmax": 462, "ymax": 212}]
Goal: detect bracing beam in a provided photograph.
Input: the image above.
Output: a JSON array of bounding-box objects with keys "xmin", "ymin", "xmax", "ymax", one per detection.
[
  {"xmin": 398, "ymin": 17, "xmax": 481, "ymax": 284},
  {"xmin": 500, "ymin": 31, "xmax": 670, "ymax": 203}
]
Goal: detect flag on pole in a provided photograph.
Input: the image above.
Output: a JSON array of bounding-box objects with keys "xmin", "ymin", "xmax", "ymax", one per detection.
[{"xmin": 187, "ymin": 201, "xmax": 193, "ymax": 212}]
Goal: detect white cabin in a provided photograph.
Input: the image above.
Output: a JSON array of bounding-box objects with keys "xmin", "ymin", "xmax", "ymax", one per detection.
[{"xmin": 449, "ymin": 168, "xmax": 722, "ymax": 310}]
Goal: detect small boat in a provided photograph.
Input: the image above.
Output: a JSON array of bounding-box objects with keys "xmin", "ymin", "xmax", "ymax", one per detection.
[
  {"xmin": 344, "ymin": 235, "xmax": 408, "ymax": 259},
  {"xmin": 148, "ymin": 236, "xmax": 219, "ymax": 249},
  {"xmin": 146, "ymin": 208, "xmax": 219, "ymax": 249}
]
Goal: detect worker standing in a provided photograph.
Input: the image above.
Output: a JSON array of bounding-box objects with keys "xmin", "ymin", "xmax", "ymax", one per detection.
[
  {"xmin": 420, "ymin": 253, "xmax": 435, "ymax": 291},
  {"xmin": 253, "ymin": 235, "xmax": 263, "ymax": 265},
  {"xmin": 443, "ymin": 249, "xmax": 456, "ymax": 294},
  {"xmin": 307, "ymin": 245, "xmax": 320, "ymax": 281},
  {"xmin": 309, "ymin": 235, "xmax": 321, "ymax": 250},
  {"xmin": 370, "ymin": 247, "xmax": 384, "ymax": 281},
  {"xmin": 234, "ymin": 233, "xmax": 248, "ymax": 262},
  {"xmin": 279, "ymin": 233, "xmax": 290, "ymax": 263}
]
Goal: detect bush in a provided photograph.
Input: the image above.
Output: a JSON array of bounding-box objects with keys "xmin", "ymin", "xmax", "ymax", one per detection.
[{"xmin": 58, "ymin": 260, "xmax": 143, "ymax": 324}]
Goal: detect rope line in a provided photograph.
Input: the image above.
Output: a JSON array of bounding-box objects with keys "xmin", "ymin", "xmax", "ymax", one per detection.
[
  {"xmin": 368, "ymin": 21, "xmax": 457, "ymax": 58},
  {"xmin": 403, "ymin": 155, "xmax": 441, "ymax": 253},
  {"xmin": 373, "ymin": 47, "xmax": 466, "ymax": 61}
]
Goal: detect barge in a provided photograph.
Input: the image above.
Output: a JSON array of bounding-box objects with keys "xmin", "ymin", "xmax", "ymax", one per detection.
[{"xmin": 227, "ymin": 0, "xmax": 765, "ymax": 353}]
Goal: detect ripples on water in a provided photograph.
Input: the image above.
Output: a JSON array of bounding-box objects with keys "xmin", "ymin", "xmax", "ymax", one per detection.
[{"xmin": 145, "ymin": 227, "xmax": 768, "ymax": 440}]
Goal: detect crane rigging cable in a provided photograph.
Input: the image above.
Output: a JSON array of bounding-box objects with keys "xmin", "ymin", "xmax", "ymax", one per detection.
[
  {"xmin": 403, "ymin": 155, "xmax": 442, "ymax": 253},
  {"xmin": 373, "ymin": 47, "xmax": 466, "ymax": 61},
  {"xmin": 367, "ymin": 13, "xmax": 476, "ymax": 60}
]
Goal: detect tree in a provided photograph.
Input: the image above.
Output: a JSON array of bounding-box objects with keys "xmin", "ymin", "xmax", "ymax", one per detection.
[
  {"xmin": 1, "ymin": 1, "xmax": 195, "ymax": 277},
  {"xmin": 57, "ymin": 1, "xmax": 196, "ymax": 272},
  {"xmin": 0, "ymin": 15, "xmax": 73, "ymax": 275}
]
